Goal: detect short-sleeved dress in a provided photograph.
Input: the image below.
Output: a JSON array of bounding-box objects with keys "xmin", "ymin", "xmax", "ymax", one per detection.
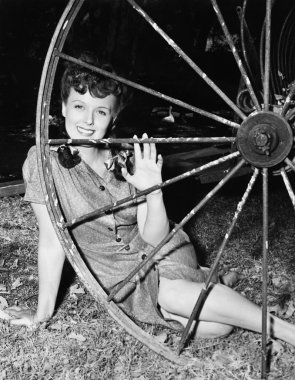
[{"xmin": 23, "ymin": 146, "xmax": 211, "ymax": 330}]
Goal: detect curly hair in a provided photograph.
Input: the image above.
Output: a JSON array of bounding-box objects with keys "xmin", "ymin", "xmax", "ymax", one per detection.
[{"xmin": 60, "ymin": 52, "xmax": 128, "ymax": 113}]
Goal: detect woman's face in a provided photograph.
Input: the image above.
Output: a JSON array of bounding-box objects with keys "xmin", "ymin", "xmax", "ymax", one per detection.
[{"xmin": 62, "ymin": 88, "xmax": 117, "ymax": 139}]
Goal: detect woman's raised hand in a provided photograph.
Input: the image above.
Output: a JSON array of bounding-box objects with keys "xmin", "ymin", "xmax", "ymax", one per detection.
[{"xmin": 121, "ymin": 133, "xmax": 163, "ymax": 192}]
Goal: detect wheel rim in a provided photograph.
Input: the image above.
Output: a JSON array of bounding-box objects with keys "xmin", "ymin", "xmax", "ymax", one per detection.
[
  {"xmin": 35, "ymin": 0, "xmax": 295, "ymax": 376},
  {"xmin": 36, "ymin": 0, "xmax": 193, "ymax": 366}
]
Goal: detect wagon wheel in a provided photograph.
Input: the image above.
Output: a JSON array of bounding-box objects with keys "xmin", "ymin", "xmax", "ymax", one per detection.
[{"xmin": 36, "ymin": 0, "xmax": 295, "ymax": 376}]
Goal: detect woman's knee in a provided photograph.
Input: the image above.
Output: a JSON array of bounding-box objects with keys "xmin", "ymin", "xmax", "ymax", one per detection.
[{"xmin": 159, "ymin": 278, "xmax": 234, "ymax": 339}]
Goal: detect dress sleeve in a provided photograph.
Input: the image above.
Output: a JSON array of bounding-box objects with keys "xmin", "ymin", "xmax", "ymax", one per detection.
[{"xmin": 22, "ymin": 146, "xmax": 45, "ymax": 204}]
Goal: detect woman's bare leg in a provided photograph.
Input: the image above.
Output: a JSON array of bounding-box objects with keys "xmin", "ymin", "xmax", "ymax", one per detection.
[
  {"xmin": 158, "ymin": 277, "xmax": 295, "ymax": 345},
  {"xmin": 160, "ymin": 307, "xmax": 233, "ymax": 339}
]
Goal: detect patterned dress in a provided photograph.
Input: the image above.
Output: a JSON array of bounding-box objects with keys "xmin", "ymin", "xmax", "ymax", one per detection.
[{"xmin": 23, "ymin": 146, "xmax": 210, "ymax": 329}]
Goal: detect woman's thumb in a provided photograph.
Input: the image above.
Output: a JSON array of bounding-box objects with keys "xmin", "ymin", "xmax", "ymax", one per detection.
[{"xmin": 121, "ymin": 167, "xmax": 129, "ymax": 181}]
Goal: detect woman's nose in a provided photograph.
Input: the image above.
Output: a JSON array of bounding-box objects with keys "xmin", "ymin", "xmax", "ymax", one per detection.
[{"xmin": 85, "ymin": 110, "xmax": 94, "ymax": 126}]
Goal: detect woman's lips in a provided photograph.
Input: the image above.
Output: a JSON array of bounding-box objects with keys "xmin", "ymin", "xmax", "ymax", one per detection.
[{"xmin": 77, "ymin": 125, "xmax": 95, "ymax": 136}]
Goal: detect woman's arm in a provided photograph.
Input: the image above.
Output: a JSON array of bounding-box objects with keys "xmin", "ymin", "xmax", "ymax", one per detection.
[
  {"xmin": 34, "ymin": 203, "xmax": 65, "ymax": 322},
  {"xmin": 7, "ymin": 203, "xmax": 65, "ymax": 326},
  {"xmin": 136, "ymin": 190, "xmax": 169, "ymax": 246},
  {"xmin": 122, "ymin": 134, "xmax": 169, "ymax": 246}
]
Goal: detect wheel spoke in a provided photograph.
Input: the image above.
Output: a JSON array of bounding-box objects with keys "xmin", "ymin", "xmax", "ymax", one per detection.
[
  {"xmin": 107, "ymin": 158, "xmax": 246, "ymax": 303},
  {"xmin": 261, "ymin": 168, "xmax": 269, "ymax": 378},
  {"xmin": 56, "ymin": 51, "xmax": 240, "ymax": 129},
  {"xmin": 63, "ymin": 151, "xmax": 241, "ymax": 228},
  {"xmin": 238, "ymin": 0, "xmax": 262, "ymax": 98},
  {"xmin": 286, "ymin": 109, "xmax": 295, "ymax": 121},
  {"xmin": 275, "ymin": 11, "xmax": 290, "ymax": 97},
  {"xmin": 281, "ymin": 168, "xmax": 295, "ymax": 208},
  {"xmin": 281, "ymin": 81, "xmax": 295, "ymax": 117},
  {"xmin": 210, "ymin": 0, "xmax": 261, "ymax": 111},
  {"xmin": 276, "ymin": 7, "xmax": 295, "ymax": 99},
  {"xmin": 284, "ymin": 157, "xmax": 295, "ymax": 173},
  {"xmin": 178, "ymin": 168, "xmax": 259, "ymax": 354},
  {"xmin": 263, "ymin": 0, "xmax": 272, "ymax": 111},
  {"xmin": 48, "ymin": 137, "xmax": 236, "ymax": 146},
  {"xmin": 124, "ymin": 0, "xmax": 246, "ymax": 121},
  {"xmin": 259, "ymin": 23, "xmax": 265, "ymax": 93}
]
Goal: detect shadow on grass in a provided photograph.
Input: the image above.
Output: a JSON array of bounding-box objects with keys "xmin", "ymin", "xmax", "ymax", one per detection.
[{"xmin": 56, "ymin": 259, "xmax": 77, "ymax": 310}]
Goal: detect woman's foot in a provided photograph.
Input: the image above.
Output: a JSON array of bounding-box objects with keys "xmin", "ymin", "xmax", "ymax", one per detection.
[{"xmin": 221, "ymin": 271, "xmax": 241, "ymax": 287}]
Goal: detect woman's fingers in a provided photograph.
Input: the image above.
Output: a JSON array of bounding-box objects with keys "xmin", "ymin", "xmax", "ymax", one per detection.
[
  {"xmin": 5, "ymin": 306, "xmax": 25, "ymax": 316},
  {"xmin": 4, "ymin": 305, "xmax": 39, "ymax": 327},
  {"xmin": 10, "ymin": 318, "xmax": 31, "ymax": 326},
  {"xmin": 142, "ymin": 133, "xmax": 150, "ymax": 159},
  {"xmin": 133, "ymin": 132, "xmax": 158, "ymax": 164},
  {"xmin": 5, "ymin": 309, "xmax": 19, "ymax": 318},
  {"xmin": 6, "ymin": 306, "xmax": 35, "ymax": 318},
  {"xmin": 157, "ymin": 154, "xmax": 163, "ymax": 169},
  {"xmin": 133, "ymin": 134, "xmax": 142, "ymax": 161},
  {"xmin": 150, "ymin": 138, "xmax": 157, "ymax": 161}
]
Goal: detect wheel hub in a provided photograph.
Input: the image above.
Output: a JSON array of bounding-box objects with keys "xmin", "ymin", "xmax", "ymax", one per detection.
[{"xmin": 237, "ymin": 111, "xmax": 293, "ymax": 167}]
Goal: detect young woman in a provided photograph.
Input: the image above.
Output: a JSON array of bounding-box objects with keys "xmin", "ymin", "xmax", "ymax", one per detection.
[{"xmin": 6, "ymin": 55, "xmax": 295, "ymax": 345}]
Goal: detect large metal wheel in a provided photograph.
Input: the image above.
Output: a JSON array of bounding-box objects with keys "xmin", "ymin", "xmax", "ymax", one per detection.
[{"xmin": 35, "ymin": 0, "xmax": 295, "ymax": 377}]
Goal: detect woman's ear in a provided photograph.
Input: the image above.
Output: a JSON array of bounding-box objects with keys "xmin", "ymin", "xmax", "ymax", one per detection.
[
  {"xmin": 106, "ymin": 117, "xmax": 117, "ymax": 139},
  {"xmin": 62, "ymin": 102, "xmax": 66, "ymax": 117},
  {"xmin": 111, "ymin": 117, "xmax": 117, "ymax": 130}
]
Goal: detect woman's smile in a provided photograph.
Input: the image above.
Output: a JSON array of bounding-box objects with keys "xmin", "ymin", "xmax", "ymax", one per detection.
[{"xmin": 77, "ymin": 125, "xmax": 95, "ymax": 137}]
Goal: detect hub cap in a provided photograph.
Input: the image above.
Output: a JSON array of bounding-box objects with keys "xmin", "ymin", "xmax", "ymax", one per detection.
[{"xmin": 237, "ymin": 111, "xmax": 293, "ymax": 168}]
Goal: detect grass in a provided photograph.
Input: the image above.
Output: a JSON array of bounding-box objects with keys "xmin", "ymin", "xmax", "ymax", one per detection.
[{"xmin": 1, "ymin": 182, "xmax": 295, "ymax": 379}]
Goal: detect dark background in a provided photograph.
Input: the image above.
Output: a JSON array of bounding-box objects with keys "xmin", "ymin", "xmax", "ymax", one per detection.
[
  {"xmin": 0, "ymin": 0, "xmax": 68, "ymax": 181},
  {"xmin": 0, "ymin": 0, "xmax": 268, "ymax": 182}
]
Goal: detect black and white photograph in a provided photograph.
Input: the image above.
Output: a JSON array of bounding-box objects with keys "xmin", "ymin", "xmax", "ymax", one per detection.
[{"xmin": 1, "ymin": 0, "xmax": 295, "ymax": 379}]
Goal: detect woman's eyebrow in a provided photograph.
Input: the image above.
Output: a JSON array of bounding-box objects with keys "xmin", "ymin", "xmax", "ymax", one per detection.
[
  {"xmin": 70, "ymin": 100, "xmax": 111, "ymax": 111},
  {"xmin": 97, "ymin": 106, "xmax": 111, "ymax": 111}
]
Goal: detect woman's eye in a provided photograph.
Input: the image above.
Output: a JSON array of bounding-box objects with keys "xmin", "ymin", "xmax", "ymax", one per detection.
[
  {"xmin": 97, "ymin": 110, "xmax": 107, "ymax": 116},
  {"xmin": 74, "ymin": 104, "xmax": 84, "ymax": 110}
]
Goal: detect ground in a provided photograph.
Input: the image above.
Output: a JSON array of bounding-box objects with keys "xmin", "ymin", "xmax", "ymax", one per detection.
[{"xmin": 0, "ymin": 182, "xmax": 295, "ymax": 379}]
